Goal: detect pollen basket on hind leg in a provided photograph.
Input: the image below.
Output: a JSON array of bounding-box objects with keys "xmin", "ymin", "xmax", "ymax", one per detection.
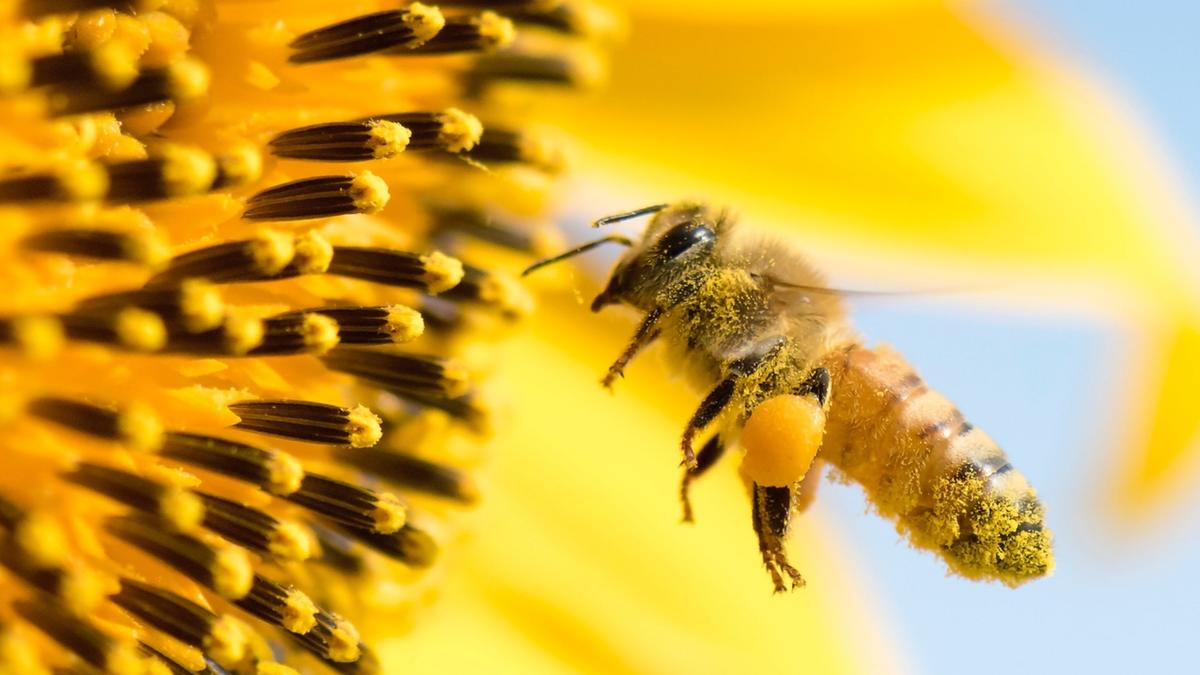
[{"xmin": 739, "ymin": 393, "xmax": 824, "ymax": 488}]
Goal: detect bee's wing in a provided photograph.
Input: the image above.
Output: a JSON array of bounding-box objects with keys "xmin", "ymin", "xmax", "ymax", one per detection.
[{"xmin": 727, "ymin": 237, "xmax": 857, "ymax": 352}]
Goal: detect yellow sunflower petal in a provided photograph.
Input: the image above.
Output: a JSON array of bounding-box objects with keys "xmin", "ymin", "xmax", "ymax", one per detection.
[{"xmin": 1114, "ymin": 314, "xmax": 1200, "ymax": 514}]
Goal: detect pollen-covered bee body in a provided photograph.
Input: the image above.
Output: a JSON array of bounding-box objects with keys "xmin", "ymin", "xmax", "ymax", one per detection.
[
  {"xmin": 590, "ymin": 203, "xmax": 850, "ymax": 393},
  {"xmin": 527, "ymin": 201, "xmax": 1053, "ymax": 591},
  {"xmin": 821, "ymin": 345, "xmax": 1052, "ymax": 585}
]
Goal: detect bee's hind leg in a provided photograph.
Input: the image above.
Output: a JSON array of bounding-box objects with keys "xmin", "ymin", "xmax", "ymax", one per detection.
[
  {"xmin": 680, "ymin": 433, "xmax": 727, "ymax": 523},
  {"xmin": 752, "ymin": 483, "xmax": 804, "ymax": 592}
]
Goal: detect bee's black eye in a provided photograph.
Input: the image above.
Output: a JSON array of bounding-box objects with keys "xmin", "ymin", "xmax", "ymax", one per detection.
[{"xmin": 657, "ymin": 223, "xmax": 715, "ymax": 259}]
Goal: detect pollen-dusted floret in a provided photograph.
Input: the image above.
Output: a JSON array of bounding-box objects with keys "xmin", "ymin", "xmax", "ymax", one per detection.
[
  {"xmin": 269, "ymin": 120, "xmax": 412, "ymax": 161},
  {"xmin": 243, "ymin": 172, "xmax": 391, "ymax": 221},
  {"xmin": 0, "ymin": 0, "xmax": 613, "ymax": 668}
]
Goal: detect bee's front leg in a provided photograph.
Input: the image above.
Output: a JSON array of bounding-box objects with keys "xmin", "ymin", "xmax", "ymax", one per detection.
[
  {"xmin": 601, "ymin": 307, "xmax": 663, "ymax": 389},
  {"xmin": 752, "ymin": 483, "xmax": 804, "ymax": 593}
]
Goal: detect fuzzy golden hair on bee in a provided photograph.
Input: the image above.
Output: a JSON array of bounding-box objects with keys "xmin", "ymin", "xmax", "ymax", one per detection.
[{"xmin": 527, "ymin": 201, "xmax": 1054, "ymax": 592}]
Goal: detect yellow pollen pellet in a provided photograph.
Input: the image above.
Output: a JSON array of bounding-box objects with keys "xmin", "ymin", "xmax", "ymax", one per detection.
[{"xmin": 740, "ymin": 394, "xmax": 826, "ymax": 487}]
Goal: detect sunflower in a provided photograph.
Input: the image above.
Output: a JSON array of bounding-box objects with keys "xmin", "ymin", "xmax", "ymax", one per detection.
[
  {"xmin": 382, "ymin": 1, "xmax": 1200, "ymax": 673},
  {"xmin": 0, "ymin": 0, "xmax": 616, "ymax": 672}
]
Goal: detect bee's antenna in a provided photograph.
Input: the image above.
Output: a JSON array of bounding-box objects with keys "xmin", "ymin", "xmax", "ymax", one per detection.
[
  {"xmin": 522, "ymin": 235, "xmax": 634, "ymax": 276},
  {"xmin": 592, "ymin": 203, "xmax": 668, "ymax": 228}
]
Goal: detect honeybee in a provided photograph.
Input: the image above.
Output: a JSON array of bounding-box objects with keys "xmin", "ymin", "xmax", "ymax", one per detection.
[{"xmin": 525, "ymin": 202, "xmax": 1053, "ymax": 592}]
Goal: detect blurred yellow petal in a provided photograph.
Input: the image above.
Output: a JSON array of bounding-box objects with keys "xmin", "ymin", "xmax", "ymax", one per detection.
[
  {"xmin": 634, "ymin": 0, "xmax": 954, "ymax": 19},
  {"xmin": 1114, "ymin": 316, "xmax": 1200, "ymax": 514},
  {"xmin": 557, "ymin": 5, "xmax": 1194, "ymax": 281}
]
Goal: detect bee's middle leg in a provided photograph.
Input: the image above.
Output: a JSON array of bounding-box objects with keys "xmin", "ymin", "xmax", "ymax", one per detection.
[
  {"xmin": 679, "ymin": 376, "xmax": 736, "ymax": 469},
  {"xmin": 680, "ymin": 433, "xmax": 727, "ymax": 523},
  {"xmin": 752, "ymin": 483, "xmax": 804, "ymax": 593}
]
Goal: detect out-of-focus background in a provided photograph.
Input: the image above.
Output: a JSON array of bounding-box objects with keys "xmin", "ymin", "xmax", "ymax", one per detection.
[{"xmin": 529, "ymin": 1, "xmax": 1200, "ymax": 673}]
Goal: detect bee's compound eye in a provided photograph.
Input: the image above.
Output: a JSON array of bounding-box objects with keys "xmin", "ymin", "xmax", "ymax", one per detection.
[
  {"xmin": 740, "ymin": 394, "xmax": 825, "ymax": 487},
  {"xmin": 657, "ymin": 223, "xmax": 715, "ymax": 259}
]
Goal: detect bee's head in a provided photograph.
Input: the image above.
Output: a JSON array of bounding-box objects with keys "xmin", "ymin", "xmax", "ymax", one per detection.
[
  {"xmin": 590, "ymin": 202, "xmax": 725, "ymax": 311},
  {"xmin": 521, "ymin": 201, "xmax": 728, "ymax": 311}
]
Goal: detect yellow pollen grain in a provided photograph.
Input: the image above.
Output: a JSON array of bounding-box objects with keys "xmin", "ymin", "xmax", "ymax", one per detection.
[
  {"xmin": 457, "ymin": 475, "xmax": 482, "ymax": 505},
  {"xmin": 223, "ymin": 316, "xmax": 265, "ymax": 355},
  {"xmin": 12, "ymin": 316, "xmax": 64, "ymax": 361},
  {"xmin": 525, "ymin": 133, "xmax": 566, "ymax": 173},
  {"xmin": 0, "ymin": 47, "xmax": 31, "ymax": 94},
  {"xmin": 325, "ymin": 617, "xmax": 361, "ymax": 663},
  {"xmin": 216, "ymin": 142, "xmax": 263, "ymax": 187},
  {"xmin": 479, "ymin": 273, "xmax": 535, "ymax": 317},
  {"xmin": 249, "ymin": 230, "xmax": 295, "ymax": 275},
  {"xmin": 740, "ymin": 394, "xmax": 825, "ymax": 487},
  {"xmin": 139, "ymin": 10, "xmax": 190, "ymax": 68},
  {"xmin": 59, "ymin": 567, "xmax": 108, "ymax": 615},
  {"xmin": 0, "ymin": 626, "xmax": 46, "ymax": 675},
  {"xmin": 20, "ymin": 15, "xmax": 65, "ymax": 55},
  {"xmin": 144, "ymin": 656, "xmax": 174, "ymax": 675},
  {"xmin": 299, "ymin": 313, "xmax": 339, "ymax": 353},
  {"xmin": 345, "ymin": 404, "xmax": 383, "ymax": 448},
  {"xmin": 384, "ymin": 305, "xmax": 424, "ymax": 343},
  {"xmin": 203, "ymin": 616, "xmax": 247, "ymax": 665},
  {"xmin": 104, "ymin": 642, "xmax": 144, "ymax": 675},
  {"xmin": 117, "ymin": 402, "xmax": 164, "ymax": 452},
  {"xmin": 266, "ymin": 452, "xmax": 304, "ymax": 496},
  {"xmin": 372, "ymin": 492, "xmax": 406, "ymax": 534},
  {"xmin": 70, "ymin": 10, "xmax": 112, "ymax": 47},
  {"xmin": 348, "ymin": 171, "xmax": 389, "ymax": 214},
  {"xmin": 439, "ymin": 360, "xmax": 470, "ymax": 399},
  {"xmin": 115, "ymin": 307, "xmax": 167, "ymax": 352},
  {"xmin": 178, "ymin": 279, "xmax": 224, "ymax": 332},
  {"xmin": 159, "ymin": 487, "xmax": 204, "ymax": 532},
  {"xmin": 14, "ymin": 512, "xmax": 67, "ymax": 568},
  {"xmin": 530, "ymin": 227, "xmax": 566, "ymax": 257},
  {"xmin": 0, "ymin": 396, "xmax": 18, "ymax": 426},
  {"xmin": 244, "ymin": 60, "xmax": 280, "ymax": 91},
  {"xmin": 257, "ymin": 663, "xmax": 300, "ymax": 675},
  {"xmin": 291, "ymin": 231, "xmax": 333, "ymax": 274},
  {"xmin": 125, "ymin": 231, "xmax": 171, "ymax": 268},
  {"xmin": 155, "ymin": 0, "xmax": 199, "ymax": 22},
  {"xmin": 165, "ymin": 56, "xmax": 209, "ymax": 100},
  {"xmin": 367, "ymin": 120, "xmax": 411, "ymax": 159},
  {"xmin": 577, "ymin": 2, "xmax": 624, "ymax": 41},
  {"xmin": 403, "ymin": 3, "xmax": 446, "ymax": 46},
  {"xmin": 118, "ymin": 100, "xmax": 174, "ymax": 137},
  {"xmin": 88, "ymin": 41, "xmax": 138, "ymax": 91},
  {"xmin": 267, "ymin": 521, "xmax": 312, "ymax": 562},
  {"xmin": 437, "ymin": 108, "xmax": 483, "ymax": 153},
  {"xmin": 477, "ymin": 11, "xmax": 516, "ymax": 51},
  {"xmin": 279, "ymin": 588, "xmax": 318, "ymax": 634},
  {"xmin": 211, "ymin": 546, "xmax": 253, "ymax": 599},
  {"xmin": 158, "ymin": 145, "xmax": 217, "ymax": 197},
  {"xmin": 420, "ymin": 250, "xmax": 464, "ymax": 294},
  {"xmin": 57, "ymin": 160, "xmax": 109, "ymax": 202}
]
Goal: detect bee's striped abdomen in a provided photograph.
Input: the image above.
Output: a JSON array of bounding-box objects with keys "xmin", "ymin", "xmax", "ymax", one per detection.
[{"xmin": 820, "ymin": 345, "xmax": 1053, "ymax": 586}]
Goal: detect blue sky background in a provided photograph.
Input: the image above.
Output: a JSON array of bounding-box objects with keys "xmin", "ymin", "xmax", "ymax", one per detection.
[
  {"xmin": 819, "ymin": 3, "xmax": 1200, "ymax": 673},
  {"xmin": 557, "ymin": 3, "xmax": 1200, "ymax": 672}
]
